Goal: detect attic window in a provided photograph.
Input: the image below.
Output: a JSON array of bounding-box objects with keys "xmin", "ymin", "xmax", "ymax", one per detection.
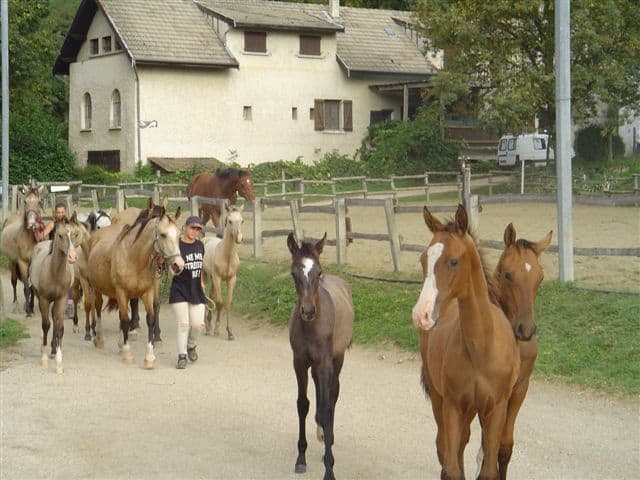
[
  {"xmin": 90, "ymin": 38, "xmax": 99, "ymax": 55},
  {"xmin": 244, "ymin": 31, "xmax": 267, "ymax": 53},
  {"xmin": 115, "ymin": 38, "xmax": 123, "ymax": 51},
  {"xmin": 102, "ymin": 36, "xmax": 112, "ymax": 53},
  {"xmin": 300, "ymin": 35, "xmax": 321, "ymax": 56},
  {"xmin": 384, "ymin": 28, "xmax": 397, "ymax": 37}
]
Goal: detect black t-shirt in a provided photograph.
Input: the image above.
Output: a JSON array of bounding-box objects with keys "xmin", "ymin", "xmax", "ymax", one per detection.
[{"xmin": 169, "ymin": 239, "xmax": 207, "ymax": 304}]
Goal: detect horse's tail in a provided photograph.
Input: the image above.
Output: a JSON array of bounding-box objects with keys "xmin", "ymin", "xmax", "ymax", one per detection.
[
  {"xmin": 420, "ymin": 363, "xmax": 431, "ymax": 398},
  {"xmin": 105, "ymin": 298, "xmax": 119, "ymax": 311}
]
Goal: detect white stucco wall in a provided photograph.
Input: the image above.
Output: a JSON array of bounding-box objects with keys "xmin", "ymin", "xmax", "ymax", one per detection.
[
  {"xmin": 137, "ymin": 28, "xmax": 406, "ymax": 167},
  {"xmin": 68, "ymin": 9, "xmax": 136, "ymax": 171}
]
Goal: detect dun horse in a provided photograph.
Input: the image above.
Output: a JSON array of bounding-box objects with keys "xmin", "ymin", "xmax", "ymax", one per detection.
[
  {"xmin": 287, "ymin": 233, "xmax": 354, "ymax": 480},
  {"xmin": 474, "ymin": 223, "xmax": 551, "ymax": 479},
  {"xmin": 412, "ymin": 205, "xmax": 520, "ymax": 480},
  {"xmin": 187, "ymin": 168, "xmax": 256, "ymax": 227},
  {"xmin": 29, "ymin": 216, "xmax": 83, "ymax": 374},
  {"xmin": 0, "ymin": 185, "xmax": 45, "ymax": 316},
  {"xmin": 86, "ymin": 204, "xmax": 184, "ymax": 367},
  {"xmin": 202, "ymin": 205, "xmax": 244, "ymax": 340}
]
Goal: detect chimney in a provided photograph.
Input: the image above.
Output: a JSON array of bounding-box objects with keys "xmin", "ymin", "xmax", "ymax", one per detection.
[{"xmin": 329, "ymin": 0, "xmax": 339, "ymax": 18}]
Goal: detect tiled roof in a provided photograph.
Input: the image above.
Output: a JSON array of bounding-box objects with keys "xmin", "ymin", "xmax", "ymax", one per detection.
[{"xmin": 196, "ymin": 0, "xmax": 343, "ymax": 32}]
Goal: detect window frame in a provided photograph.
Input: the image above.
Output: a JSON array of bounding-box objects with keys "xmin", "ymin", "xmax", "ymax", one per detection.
[
  {"xmin": 102, "ymin": 36, "xmax": 112, "ymax": 53},
  {"xmin": 313, "ymin": 99, "xmax": 353, "ymax": 132},
  {"xmin": 89, "ymin": 38, "xmax": 99, "ymax": 56},
  {"xmin": 244, "ymin": 31, "xmax": 267, "ymax": 53},
  {"xmin": 82, "ymin": 92, "xmax": 92, "ymax": 130},
  {"xmin": 110, "ymin": 89, "xmax": 121, "ymax": 129},
  {"xmin": 299, "ymin": 35, "xmax": 321, "ymax": 56}
]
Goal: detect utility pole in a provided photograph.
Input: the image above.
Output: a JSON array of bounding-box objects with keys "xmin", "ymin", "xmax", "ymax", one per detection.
[
  {"xmin": 555, "ymin": 0, "xmax": 574, "ymax": 281},
  {"xmin": 1, "ymin": 0, "xmax": 9, "ymax": 221}
]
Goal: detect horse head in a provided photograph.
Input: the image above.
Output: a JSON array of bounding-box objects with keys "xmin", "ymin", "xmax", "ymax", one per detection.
[
  {"xmin": 52, "ymin": 221, "xmax": 78, "ymax": 265},
  {"xmin": 224, "ymin": 204, "xmax": 244, "ymax": 244},
  {"xmin": 412, "ymin": 205, "xmax": 479, "ymax": 331},
  {"xmin": 154, "ymin": 207, "xmax": 185, "ymax": 276},
  {"xmin": 21, "ymin": 185, "xmax": 44, "ymax": 230},
  {"xmin": 287, "ymin": 232, "xmax": 326, "ymax": 322},
  {"xmin": 237, "ymin": 171, "xmax": 256, "ymax": 201},
  {"xmin": 495, "ymin": 223, "xmax": 552, "ymax": 341}
]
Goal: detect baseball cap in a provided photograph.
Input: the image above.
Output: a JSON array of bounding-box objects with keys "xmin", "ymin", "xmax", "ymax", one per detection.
[{"xmin": 185, "ymin": 215, "xmax": 203, "ymax": 229}]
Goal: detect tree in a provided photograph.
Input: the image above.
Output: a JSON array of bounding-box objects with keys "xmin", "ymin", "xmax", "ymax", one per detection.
[{"xmin": 414, "ymin": 0, "xmax": 640, "ymax": 160}]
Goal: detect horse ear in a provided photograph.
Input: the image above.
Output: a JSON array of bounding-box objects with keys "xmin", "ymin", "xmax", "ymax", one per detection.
[
  {"xmin": 454, "ymin": 204, "xmax": 469, "ymax": 233},
  {"xmin": 70, "ymin": 211, "xmax": 78, "ymax": 223},
  {"xmin": 423, "ymin": 206, "xmax": 443, "ymax": 233},
  {"xmin": 315, "ymin": 232, "xmax": 327, "ymax": 255},
  {"xmin": 37, "ymin": 185, "xmax": 45, "ymax": 195},
  {"xmin": 174, "ymin": 206, "xmax": 181, "ymax": 220},
  {"xmin": 287, "ymin": 232, "xmax": 299, "ymax": 255},
  {"xmin": 503, "ymin": 223, "xmax": 516, "ymax": 247},
  {"xmin": 20, "ymin": 185, "xmax": 27, "ymax": 194},
  {"xmin": 238, "ymin": 204, "xmax": 244, "ymax": 213},
  {"xmin": 533, "ymin": 230, "xmax": 553, "ymax": 256},
  {"xmin": 162, "ymin": 195, "xmax": 169, "ymax": 209}
]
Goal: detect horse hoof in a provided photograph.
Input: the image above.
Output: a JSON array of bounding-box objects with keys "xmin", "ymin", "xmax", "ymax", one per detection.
[
  {"xmin": 94, "ymin": 338, "xmax": 104, "ymax": 349},
  {"xmin": 128, "ymin": 330, "xmax": 138, "ymax": 341},
  {"xmin": 56, "ymin": 367, "xmax": 64, "ymax": 374},
  {"xmin": 154, "ymin": 337, "xmax": 163, "ymax": 345},
  {"xmin": 143, "ymin": 358, "xmax": 155, "ymax": 369},
  {"xmin": 122, "ymin": 355, "xmax": 134, "ymax": 365},
  {"xmin": 294, "ymin": 464, "xmax": 306, "ymax": 474},
  {"xmin": 228, "ymin": 333, "xmax": 235, "ymax": 341},
  {"xmin": 73, "ymin": 325, "xmax": 79, "ymax": 334},
  {"xmin": 213, "ymin": 330, "xmax": 220, "ymax": 337},
  {"xmin": 84, "ymin": 333, "xmax": 92, "ymax": 341},
  {"xmin": 26, "ymin": 312, "xmax": 33, "ymax": 318},
  {"xmin": 203, "ymin": 330, "xmax": 211, "ymax": 336},
  {"xmin": 41, "ymin": 358, "xmax": 48, "ymax": 367}
]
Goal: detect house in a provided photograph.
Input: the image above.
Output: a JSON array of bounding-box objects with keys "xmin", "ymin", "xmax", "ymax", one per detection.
[{"xmin": 54, "ymin": 0, "xmax": 438, "ymax": 172}]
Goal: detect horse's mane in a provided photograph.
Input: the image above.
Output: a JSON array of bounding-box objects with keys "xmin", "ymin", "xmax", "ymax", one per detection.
[
  {"xmin": 117, "ymin": 207, "xmax": 165, "ymax": 244},
  {"xmin": 215, "ymin": 168, "xmax": 250, "ymax": 180}
]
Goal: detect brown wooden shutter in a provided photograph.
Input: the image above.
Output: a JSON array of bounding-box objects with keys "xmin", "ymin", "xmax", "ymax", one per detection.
[
  {"xmin": 314, "ymin": 99, "xmax": 324, "ymax": 131},
  {"xmin": 343, "ymin": 100, "xmax": 353, "ymax": 131},
  {"xmin": 245, "ymin": 31, "xmax": 267, "ymax": 53}
]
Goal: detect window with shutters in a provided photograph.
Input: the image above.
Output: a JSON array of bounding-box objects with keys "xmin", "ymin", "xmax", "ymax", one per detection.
[
  {"xmin": 244, "ymin": 31, "xmax": 267, "ymax": 53},
  {"xmin": 313, "ymin": 99, "xmax": 353, "ymax": 132},
  {"xmin": 299, "ymin": 35, "xmax": 321, "ymax": 56}
]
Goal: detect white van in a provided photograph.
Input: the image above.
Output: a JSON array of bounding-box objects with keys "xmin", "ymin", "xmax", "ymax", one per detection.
[{"xmin": 497, "ymin": 133, "xmax": 553, "ymax": 167}]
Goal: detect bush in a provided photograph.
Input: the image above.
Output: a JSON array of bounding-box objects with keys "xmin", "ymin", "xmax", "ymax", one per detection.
[
  {"xmin": 309, "ymin": 152, "xmax": 366, "ymax": 180},
  {"xmin": 250, "ymin": 158, "xmax": 311, "ymax": 182},
  {"xmin": 358, "ymin": 105, "xmax": 461, "ymax": 176},
  {"xmin": 9, "ymin": 104, "xmax": 76, "ymax": 184},
  {"xmin": 575, "ymin": 125, "xmax": 625, "ymax": 162}
]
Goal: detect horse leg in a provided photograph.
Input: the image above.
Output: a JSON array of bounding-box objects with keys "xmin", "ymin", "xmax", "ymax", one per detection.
[
  {"xmin": 328, "ymin": 354, "xmax": 345, "ymax": 446},
  {"xmin": 39, "ymin": 297, "xmax": 51, "ymax": 368},
  {"xmin": 293, "ymin": 356, "xmax": 310, "ymax": 474},
  {"xmin": 203, "ymin": 271, "xmax": 213, "ymax": 335},
  {"xmin": 212, "ymin": 274, "xmax": 223, "ymax": 337},
  {"xmin": 225, "ymin": 275, "xmax": 236, "ymax": 340},
  {"xmin": 10, "ymin": 263, "xmax": 18, "ymax": 312},
  {"xmin": 142, "ymin": 291, "xmax": 156, "ymax": 369},
  {"xmin": 116, "ymin": 291, "xmax": 134, "ymax": 364},
  {"xmin": 201, "ymin": 206, "xmax": 211, "ymax": 228},
  {"xmin": 94, "ymin": 294, "xmax": 104, "ymax": 348},
  {"xmin": 18, "ymin": 261, "xmax": 33, "ymax": 317},
  {"xmin": 152, "ymin": 296, "xmax": 162, "ymax": 343},
  {"xmin": 71, "ymin": 281, "xmax": 81, "ymax": 334},
  {"xmin": 129, "ymin": 298, "xmax": 140, "ymax": 341},
  {"xmin": 52, "ymin": 298, "xmax": 65, "ymax": 374},
  {"xmin": 478, "ymin": 403, "xmax": 508, "ymax": 480},
  {"xmin": 314, "ymin": 359, "xmax": 336, "ymax": 480},
  {"xmin": 498, "ymin": 375, "xmax": 533, "ymax": 480},
  {"xmin": 440, "ymin": 400, "xmax": 465, "ymax": 480},
  {"xmin": 80, "ymin": 279, "xmax": 94, "ymax": 341},
  {"xmin": 458, "ymin": 413, "xmax": 474, "ymax": 475}
]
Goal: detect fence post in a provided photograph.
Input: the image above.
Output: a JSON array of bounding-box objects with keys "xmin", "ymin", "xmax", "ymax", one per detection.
[
  {"xmin": 252, "ymin": 198, "xmax": 263, "ymax": 258},
  {"xmin": 91, "ymin": 189, "xmax": 99, "ymax": 211},
  {"xmin": 334, "ymin": 198, "xmax": 347, "ymax": 265},
  {"xmin": 281, "ymin": 169, "xmax": 286, "ymax": 200},
  {"xmin": 634, "ymin": 174, "xmax": 638, "ymax": 194},
  {"xmin": 63, "ymin": 194, "xmax": 73, "ymax": 212},
  {"xmin": 457, "ymin": 174, "xmax": 462, "ymax": 203},
  {"xmin": 488, "ymin": 172, "xmax": 493, "ymax": 196},
  {"xmin": 468, "ymin": 194, "xmax": 480, "ymax": 232},
  {"xmin": 383, "ymin": 198, "xmax": 401, "ymax": 272},
  {"xmin": 298, "ymin": 180, "xmax": 304, "ymax": 206},
  {"xmin": 289, "ymin": 199, "xmax": 303, "ymax": 241},
  {"xmin": 520, "ymin": 160, "xmax": 525, "ymax": 195},
  {"xmin": 462, "ymin": 165, "xmax": 471, "ymax": 211},
  {"xmin": 190, "ymin": 196, "xmax": 199, "ymax": 217},
  {"xmin": 219, "ymin": 199, "xmax": 229, "ymax": 227},
  {"xmin": 152, "ymin": 185, "xmax": 160, "ymax": 205},
  {"xmin": 362, "ymin": 178, "xmax": 368, "ymax": 199},
  {"xmin": 116, "ymin": 189, "xmax": 125, "ymax": 213},
  {"xmin": 10, "ymin": 185, "xmax": 17, "ymax": 213},
  {"xmin": 424, "ymin": 173, "xmax": 430, "ymax": 202}
]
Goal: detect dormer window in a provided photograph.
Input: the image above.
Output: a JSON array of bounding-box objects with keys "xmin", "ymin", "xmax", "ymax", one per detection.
[
  {"xmin": 90, "ymin": 38, "xmax": 99, "ymax": 55},
  {"xmin": 244, "ymin": 31, "xmax": 266, "ymax": 53},
  {"xmin": 102, "ymin": 36, "xmax": 112, "ymax": 53},
  {"xmin": 300, "ymin": 35, "xmax": 321, "ymax": 56}
]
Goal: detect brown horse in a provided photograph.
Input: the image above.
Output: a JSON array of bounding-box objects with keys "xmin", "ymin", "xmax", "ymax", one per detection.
[
  {"xmin": 86, "ymin": 204, "xmax": 184, "ymax": 367},
  {"xmin": 29, "ymin": 216, "xmax": 82, "ymax": 374},
  {"xmin": 0, "ymin": 185, "xmax": 45, "ymax": 316},
  {"xmin": 287, "ymin": 233, "xmax": 354, "ymax": 480},
  {"xmin": 187, "ymin": 168, "xmax": 256, "ymax": 227},
  {"xmin": 202, "ymin": 205, "xmax": 244, "ymax": 340},
  {"xmin": 412, "ymin": 205, "xmax": 520, "ymax": 480},
  {"xmin": 474, "ymin": 223, "xmax": 551, "ymax": 479}
]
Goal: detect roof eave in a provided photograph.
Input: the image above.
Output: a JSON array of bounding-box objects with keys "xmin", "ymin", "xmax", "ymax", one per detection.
[{"xmin": 135, "ymin": 58, "xmax": 239, "ymax": 69}]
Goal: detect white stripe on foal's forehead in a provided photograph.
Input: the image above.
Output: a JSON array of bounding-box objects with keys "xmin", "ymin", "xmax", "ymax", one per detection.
[
  {"xmin": 427, "ymin": 242, "xmax": 444, "ymax": 277},
  {"xmin": 302, "ymin": 258, "xmax": 315, "ymax": 280},
  {"xmin": 525, "ymin": 262, "xmax": 532, "ymax": 272}
]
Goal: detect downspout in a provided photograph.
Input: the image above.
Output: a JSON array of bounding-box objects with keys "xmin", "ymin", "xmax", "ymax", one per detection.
[{"xmin": 133, "ymin": 58, "xmax": 141, "ymax": 168}]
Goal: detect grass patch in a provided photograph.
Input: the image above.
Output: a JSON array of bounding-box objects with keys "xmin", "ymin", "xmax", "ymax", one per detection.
[
  {"xmin": 234, "ymin": 261, "xmax": 640, "ymax": 397},
  {"xmin": 0, "ymin": 319, "xmax": 29, "ymax": 349}
]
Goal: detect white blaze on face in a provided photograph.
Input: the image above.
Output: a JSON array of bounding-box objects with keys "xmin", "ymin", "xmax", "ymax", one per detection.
[
  {"xmin": 302, "ymin": 258, "xmax": 314, "ymax": 280},
  {"xmin": 525, "ymin": 262, "xmax": 532, "ymax": 272},
  {"xmin": 412, "ymin": 242, "xmax": 444, "ymax": 331}
]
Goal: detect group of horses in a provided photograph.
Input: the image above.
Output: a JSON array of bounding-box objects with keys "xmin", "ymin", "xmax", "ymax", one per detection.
[
  {"xmin": 1, "ymin": 173, "xmax": 551, "ymax": 480},
  {"xmin": 286, "ymin": 204, "xmax": 551, "ymax": 480}
]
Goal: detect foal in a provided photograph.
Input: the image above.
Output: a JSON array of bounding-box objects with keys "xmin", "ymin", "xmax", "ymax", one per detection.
[
  {"xmin": 412, "ymin": 205, "xmax": 520, "ymax": 480},
  {"xmin": 287, "ymin": 233, "xmax": 354, "ymax": 480}
]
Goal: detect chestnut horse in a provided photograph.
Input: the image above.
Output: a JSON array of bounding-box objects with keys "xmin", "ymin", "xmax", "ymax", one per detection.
[
  {"xmin": 473, "ymin": 223, "xmax": 551, "ymax": 479},
  {"xmin": 0, "ymin": 185, "xmax": 45, "ymax": 316},
  {"xmin": 287, "ymin": 233, "xmax": 354, "ymax": 480},
  {"xmin": 202, "ymin": 205, "xmax": 244, "ymax": 340},
  {"xmin": 187, "ymin": 168, "xmax": 256, "ymax": 227},
  {"xmin": 412, "ymin": 205, "xmax": 520, "ymax": 480},
  {"xmin": 29, "ymin": 216, "xmax": 83, "ymax": 374},
  {"xmin": 86, "ymin": 205, "xmax": 184, "ymax": 367}
]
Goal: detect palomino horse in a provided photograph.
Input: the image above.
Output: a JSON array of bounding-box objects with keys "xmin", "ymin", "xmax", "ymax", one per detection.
[
  {"xmin": 187, "ymin": 168, "xmax": 256, "ymax": 227},
  {"xmin": 287, "ymin": 233, "xmax": 354, "ymax": 480},
  {"xmin": 29, "ymin": 216, "xmax": 83, "ymax": 374},
  {"xmin": 412, "ymin": 205, "xmax": 520, "ymax": 480},
  {"xmin": 474, "ymin": 223, "xmax": 551, "ymax": 479},
  {"xmin": 0, "ymin": 185, "xmax": 45, "ymax": 316},
  {"xmin": 202, "ymin": 205, "xmax": 244, "ymax": 340},
  {"xmin": 87, "ymin": 205, "xmax": 184, "ymax": 367}
]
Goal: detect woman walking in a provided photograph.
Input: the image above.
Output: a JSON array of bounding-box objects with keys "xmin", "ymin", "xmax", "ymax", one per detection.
[{"xmin": 169, "ymin": 215, "xmax": 207, "ymax": 369}]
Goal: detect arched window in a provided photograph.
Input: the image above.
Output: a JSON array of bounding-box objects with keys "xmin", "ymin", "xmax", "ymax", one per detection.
[
  {"xmin": 110, "ymin": 89, "xmax": 121, "ymax": 128},
  {"xmin": 82, "ymin": 93, "xmax": 92, "ymax": 130}
]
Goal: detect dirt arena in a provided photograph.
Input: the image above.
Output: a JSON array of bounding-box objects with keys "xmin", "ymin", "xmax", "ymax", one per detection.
[{"xmin": 234, "ymin": 200, "xmax": 639, "ymax": 292}]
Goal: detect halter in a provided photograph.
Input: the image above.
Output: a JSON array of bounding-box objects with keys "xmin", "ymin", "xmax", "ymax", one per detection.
[{"xmin": 150, "ymin": 217, "xmax": 181, "ymax": 277}]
